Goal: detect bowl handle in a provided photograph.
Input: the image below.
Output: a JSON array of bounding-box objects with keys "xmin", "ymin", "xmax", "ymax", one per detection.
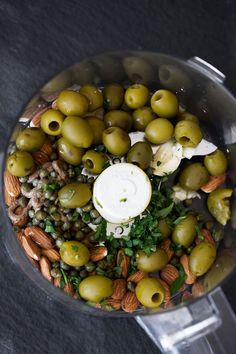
[
  {"xmin": 188, "ymin": 57, "xmax": 225, "ymax": 84},
  {"xmin": 135, "ymin": 286, "xmax": 236, "ymax": 353}
]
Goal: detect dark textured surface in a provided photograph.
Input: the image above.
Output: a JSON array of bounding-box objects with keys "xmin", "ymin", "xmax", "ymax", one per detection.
[{"xmin": 0, "ymin": 1, "xmax": 236, "ymax": 353}]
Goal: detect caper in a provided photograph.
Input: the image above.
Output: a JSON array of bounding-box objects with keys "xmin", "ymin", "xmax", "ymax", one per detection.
[
  {"xmin": 87, "ymin": 177, "xmax": 95, "ymax": 184},
  {"xmin": 93, "ymin": 216, "xmax": 103, "ymax": 225},
  {"xmin": 75, "ymin": 231, "xmax": 84, "ymax": 240},
  {"xmin": 52, "ymin": 261, "xmax": 60, "ymax": 268},
  {"xmin": 81, "ymin": 226, "xmax": 91, "ymax": 233},
  {"xmin": 21, "ymin": 183, "xmax": 32, "ymax": 193},
  {"xmin": 85, "ymin": 262, "xmax": 96, "ymax": 272},
  {"xmin": 51, "ymin": 232, "xmax": 60, "ymax": 240},
  {"xmin": 32, "ymin": 179, "xmax": 39, "ymax": 187},
  {"xmin": 32, "ymin": 218, "xmax": 40, "ymax": 226},
  {"xmin": 62, "ymin": 221, "xmax": 71, "ymax": 231},
  {"xmin": 39, "ymin": 222, "xmax": 45, "ymax": 229},
  {"xmin": 45, "ymin": 190, "xmax": 53, "ymax": 199},
  {"xmin": 52, "ymin": 213, "xmax": 61, "ymax": 222},
  {"xmin": 28, "ymin": 209, "xmax": 35, "ymax": 218},
  {"xmin": 79, "ymin": 269, "xmax": 88, "ymax": 278},
  {"xmin": 49, "ymin": 205, "xmax": 57, "ymax": 214},
  {"xmin": 90, "ymin": 209, "xmax": 100, "ymax": 219},
  {"xmin": 73, "ymin": 220, "xmax": 84, "ymax": 229},
  {"xmin": 18, "ymin": 196, "xmax": 28, "ymax": 208},
  {"xmin": 56, "ymin": 238, "xmax": 65, "ymax": 248},
  {"xmin": 82, "ymin": 203, "xmax": 93, "ymax": 212},
  {"xmin": 35, "ymin": 210, "xmax": 47, "ymax": 220},
  {"xmin": 127, "ymin": 281, "xmax": 136, "ymax": 292},
  {"xmin": 60, "ymin": 260, "xmax": 70, "ymax": 270},
  {"xmin": 51, "ymin": 268, "xmax": 62, "ymax": 278},
  {"xmin": 39, "ymin": 169, "xmax": 49, "ymax": 179},
  {"xmin": 19, "ymin": 177, "xmax": 28, "ymax": 183}
]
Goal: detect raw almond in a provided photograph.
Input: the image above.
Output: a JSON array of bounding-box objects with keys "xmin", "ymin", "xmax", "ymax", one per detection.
[
  {"xmin": 90, "ymin": 246, "xmax": 108, "ymax": 262},
  {"xmin": 30, "ymin": 107, "xmax": 49, "ymax": 127},
  {"xmin": 127, "ymin": 270, "xmax": 148, "ymax": 283},
  {"xmin": 25, "ymin": 226, "xmax": 54, "ymax": 249},
  {"xmin": 54, "ymin": 277, "xmax": 61, "ymax": 288},
  {"xmin": 39, "ymin": 256, "xmax": 52, "ymax": 282},
  {"xmin": 13, "ymin": 206, "xmax": 29, "ymax": 227},
  {"xmin": 117, "ymin": 249, "xmax": 130, "ymax": 278},
  {"xmin": 21, "ymin": 235, "xmax": 41, "ymax": 261},
  {"xmin": 64, "ymin": 283, "xmax": 75, "ymax": 296},
  {"xmin": 105, "ymin": 298, "xmax": 121, "ymax": 310},
  {"xmin": 196, "ymin": 229, "xmax": 215, "ymax": 246},
  {"xmin": 51, "ymin": 99, "xmax": 58, "ymax": 110},
  {"xmin": 180, "ymin": 254, "xmax": 196, "ymax": 285},
  {"xmin": 201, "ymin": 174, "xmax": 226, "ymax": 193},
  {"xmin": 4, "ymin": 170, "xmax": 21, "ymax": 197},
  {"xmin": 112, "ymin": 279, "xmax": 127, "ymax": 300},
  {"xmin": 160, "ymin": 239, "xmax": 174, "ymax": 261},
  {"xmin": 158, "ymin": 279, "xmax": 171, "ymax": 303},
  {"xmin": 40, "ymin": 138, "xmax": 53, "ymax": 156},
  {"xmin": 42, "ymin": 248, "xmax": 60, "ymax": 261},
  {"xmin": 192, "ymin": 281, "xmax": 204, "ymax": 297},
  {"xmin": 26, "ymin": 253, "xmax": 40, "ymax": 270},
  {"xmin": 32, "ymin": 151, "xmax": 50, "ymax": 165},
  {"xmin": 160, "ymin": 264, "xmax": 179, "ymax": 285},
  {"xmin": 4, "ymin": 187, "xmax": 16, "ymax": 206},
  {"xmin": 121, "ymin": 291, "xmax": 140, "ymax": 313}
]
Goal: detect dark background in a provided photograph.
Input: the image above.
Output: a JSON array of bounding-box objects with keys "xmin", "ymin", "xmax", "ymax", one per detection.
[{"xmin": 0, "ymin": 1, "xmax": 236, "ymax": 353}]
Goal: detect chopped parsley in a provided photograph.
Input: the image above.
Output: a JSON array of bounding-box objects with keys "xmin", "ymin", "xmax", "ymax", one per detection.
[
  {"xmin": 195, "ymin": 225, "xmax": 204, "ymax": 240},
  {"xmin": 44, "ymin": 219, "xmax": 56, "ymax": 233},
  {"xmin": 94, "ymin": 219, "xmax": 107, "ymax": 242},
  {"xmin": 43, "ymin": 182, "xmax": 59, "ymax": 192},
  {"xmin": 156, "ymin": 161, "xmax": 162, "ymax": 166},
  {"xmin": 170, "ymin": 264, "xmax": 186, "ymax": 295},
  {"xmin": 120, "ymin": 198, "xmax": 127, "ymax": 203}
]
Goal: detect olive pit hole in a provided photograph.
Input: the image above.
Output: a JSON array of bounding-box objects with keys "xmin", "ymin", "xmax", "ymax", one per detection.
[
  {"xmin": 152, "ymin": 292, "xmax": 161, "ymax": 303},
  {"xmin": 85, "ymin": 159, "xmax": 94, "ymax": 169},
  {"xmin": 180, "ymin": 136, "xmax": 190, "ymax": 144},
  {"xmin": 154, "ymin": 93, "xmax": 163, "ymax": 102},
  {"xmin": 49, "ymin": 121, "xmax": 60, "ymax": 131}
]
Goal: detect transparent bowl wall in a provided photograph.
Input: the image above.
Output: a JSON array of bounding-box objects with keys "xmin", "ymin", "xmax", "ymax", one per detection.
[{"xmin": 1, "ymin": 51, "xmax": 236, "ymax": 319}]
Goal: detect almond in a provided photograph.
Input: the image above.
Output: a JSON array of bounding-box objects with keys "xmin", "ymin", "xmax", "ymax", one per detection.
[
  {"xmin": 90, "ymin": 246, "xmax": 108, "ymax": 262},
  {"xmin": 164, "ymin": 300, "xmax": 174, "ymax": 309},
  {"xmin": 105, "ymin": 298, "xmax": 121, "ymax": 310},
  {"xmin": 25, "ymin": 226, "xmax": 54, "ymax": 249},
  {"xmin": 42, "ymin": 248, "xmax": 60, "ymax": 261},
  {"xmin": 117, "ymin": 249, "xmax": 130, "ymax": 278},
  {"xmin": 196, "ymin": 229, "xmax": 215, "ymax": 246},
  {"xmin": 51, "ymin": 99, "xmax": 58, "ymax": 110},
  {"xmin": 112, "ymin": 279, "xmax": 127, "ymax": 300},
  {"xmin": 160, "ymin": 239, "xmax": 174, "ymax": 261},
  {"xmin": 121, "ymin": 291, "xmax": 140, "ymax": 313},
  {"xmin": 64, "ymin": 283, "xmax": 75, "ymax": 296},
  {"xmin": 4, "ymin": 170, "xmax": 21, "ymax": 197},
  {"xmin": 21, "ymin": 235, "xmax": 41, "ymax": 261},
  {"xmin": 15, "ymin": 230, "xmax": 24, "ymax": 245},
  {"xmin": 39, "ymin": 256, "xmax": 52, "ymax": 282},
  {"xmin": 4, "ymin": 187, "xmax": 16, "ymax": 206},
  {"xmin": 26, "ymin": 253, "xmax": 40, "ymax": 270},
  {"xmin": 30, "ymin": 107, "xmax": 49, "ymax": 127},
  {"xmin": 181, "ymin": 290, "xmax": 192, "ymax": 302},
  {"xmin": 127, "ymin": 270, "xmax": 148, "ymax": 283},
  {"xmin": 32, "ymin": 151, "xmax": 50, "ymax": 165},
  {"xmin": 160, "ymin": 264, "xmax": 179, "ymax": 285},
  {"xmin": 40, "ymin": 138, "xmax": 53, "ymax": 156},
  {"xmin": 158, "ymin": 279, "xmax": 171, "ymax": 303},
  {"xmin": 180, "ymin": 254, "xmax": 196, "ymax": 285},
  {"xmin": 54, "ymin": 277, "xmax": 61, "ymax": 288},
  {"xmin": 13, "ymin": 206, "xmax": 29, "ymax": 227},
  {"xmin": 192, "ymin": 281, "xmax": 204, "ymax": 297},
  {"xmin": 201, "ymin": 174, "xmax": 226, "ymax": 193}
]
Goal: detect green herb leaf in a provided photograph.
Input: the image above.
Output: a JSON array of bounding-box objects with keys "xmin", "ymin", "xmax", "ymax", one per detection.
[
  {"xmin": 43, "ymin": 182, "xmax": 59, "ymax": 192},
  {"xmin": 120, "ymin": 198, "xmax": 127, "ymax": 202},
  {"xmin": 60, "ymin": 269, "xmax": 68, "ymax": 285},
  {"xmin": 173, "ymin": 215, "xmax": 187, "ymax": 225},
  {"xmin": 170, "ymin": 265, "xmax": 186, "ymax": 295},
  {"xmin": 155, "ymin": 202, "xmax": 174, "ymax": 219},
  {"xmin": 156, "ymin": 161, "xmax": 162, "ymax": 166},
  {"xmin": 44, "ymin": 220, "xmax": 56, "ymax": 233},
  {"xmin": 124, "ymin": 248, "xmax": 133, "ymax": 256},
  {"xmin": 71, "ymin": 245, "xmax": 79, "ymax": 252},
  {"xmin": 94, "ymin": 219, "xmax": 107, "ymax": 242},
  {"xmin": 195, "ymin": 225, "xmax": 204, "ymax": 240},
  {"xmin": 72, "ymin": 210, "xmax": 80, "ymax": 221}
]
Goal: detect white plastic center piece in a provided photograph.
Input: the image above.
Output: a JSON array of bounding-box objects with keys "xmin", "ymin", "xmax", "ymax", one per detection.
[{"xmin": 93, "ymin": 163, "xmax": 152, "ymax": 223}]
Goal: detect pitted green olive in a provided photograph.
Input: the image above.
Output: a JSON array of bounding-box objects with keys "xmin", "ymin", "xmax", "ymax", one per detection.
[
  {"xmin": 79, "ymin": 85, "xmax": 103, "ymax": 111},
  {"xmin": 103, "ymin": 84, "xmax": 124, "ymax": 110},
  {"xmin": 16, "ymin": 128, "xmax": 46, "ymax": 152},
  {"xmin": 189, "ymin": 242, "xmax": 216, "ymax": 276},
  {"xmin": 79, "ymin": 275, "xmax": 113, "ymax": 302},
  {"xmin": 145, "ymin": 118, "xmax": 174, "ymax": 144},
  {"xmin": 175, "ymin": 120, "xmax": 203, "ymax": 147},
  {"xmin": 177, "ymin": 111, "xmax": 199, "ymax": 124},
  {"xmin": 104, "ymin": 110, "xmax": 133, "ymax": 132},
  {"xmin": 136, "ymin": 249, "xmax": 168, "ymax": 272},
  {"xmin": 82, "ymin": 150, "xmax": 108, "ymax": 174},
  {"xmin": 61, "ymin": 116, "xmax": 94, "ymax": 148},
  {"xmin": 179, "ymin": 163, "xmax": 209, "ymax": 191},
  {"xmin": 124, "ymin": 84, "xmax": 149, "ymax": 109},
  {"xmin": 58, "ymin": 183, "xmax": 91, "ymax": 208},
  {"xmin": 172, "ymin": 214, "xmax": 197, "ymax": 247},
  {"xmin": 40, "ymin": 109, "xmax": 65, "ymax": 136},
  {"xmin": 7, "ymin": 151, "xmax": 34, "ymax": 177},
  {"xmin": 207, "ymin": 188, "xmax": 233, "ymax": 225},
  {"xmin": 60, "ymin": 241, "xmax": 90, "ymax": 267},
  {"xmin": 127, "ymin": 142, "xmax": 152, "ymax": 170},
  {"xmin": 151, "ymin": 89, "xmax": 178, "ymax": 118},
  {"xmin": 135, "ymin": 277, "xmax": 165, "ymax": 308},
  {"xmin": 87, "ymin": 117, "xmax": 106, "ymax": 145},
  {"xmin": 102, "ymin": 127, "xmax": 131, "ymax": 156},
  {"xmin": 57, "ymin": 137, "xmax": 84, "ymax": 165},
  {"xmin": 133, "ymin": 106, "xmax": 155, "ymax": 131},
  {"xmin": 158, "ymin": 219, "xmax": 171, "ymax": 238},
  {"xmin": 57, "ymin": 90, "xmax": 89, "ymax": 116},
  {"xmin": 204, "ymin": 149, "xmax": 228, "ymax": 176}
]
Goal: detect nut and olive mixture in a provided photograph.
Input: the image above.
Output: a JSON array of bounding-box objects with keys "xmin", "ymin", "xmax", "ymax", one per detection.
[{"xmin": 4, "ymin": 83, "xmax": 232, "ymax": 313}]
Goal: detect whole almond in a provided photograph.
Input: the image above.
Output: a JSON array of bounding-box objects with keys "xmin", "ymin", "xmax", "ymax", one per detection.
[
  {"xmin": 13, "ymin": 206, "xmax": 29, "ymax": 227},
  {"xmin": 181, "ymin": 290, "xmax": 192, "ymax": 302},
  {"xmin": 4, "ymin": 187, "xmax": 16, "ymax": 206},
  {"xmin": 64, "ymin": 283, "xmax": 75, "ymax": 296},
  {"xmin": 4, "ymin": 170, "xmax": 21, "ymax": 197},
  {"xmin": 51, "ymin": 99, "xmax": 58, "ymax": 110},
  {"xmin": 25, "ymin": 226, "xmax": 54, "ymax": 249},
  {"xmin": 32, "ymin": 151, "xmax": 50, "ymax": 165},
  {"xmin": 160, "ymin": 239, "xmax": 174, "ymax": 261},
  {"xmin": 26, "ymin": 253, "xmax": 40, "ymax": 270},
  {"xmin": 105, "ymin": 298, "xmax": 121, "ymax": 310},
  {"xmin": 160, "ymin": 264, "xmax": 179, "ymax": 285},
  {"xmin": 39, "ymin": 256, "xmax": 52, "ymax": 282},
  {"xmin": 42, "ymin": 248, "xmax": 60, "ymax": 261},
  {"xmin": 117, "ymin": 249, "xmax": 130, "ymax": 278},
  {"xmin": 158, "ymin": 278, "xmax": 171, "ymax": 303},
  {"xmin": 192, "ymin": 281, "xmax": 204, "ymax": 297},
  {"xmin": 54, "ymin": 277, "xmax": 61, "ymax": 288},
  {"xmin": 40, "ymin": 138, "xmax": 53, "ymax": 156},
  {"xmin": 127, "ymin": 270, "xmax": 148, "ymax": 283},
  {"xmin": 112, "ymin": 279, "xmax": 127, "ymax": 300},
  {"xmin": 180, "ymin": 254, "xmax": 196, "ymax": 285},
  {"xmin": 121, "ymin": 291, "xmax": 140, "ymax": 313},
  {"xmin": 30, "ymin": 107, "xmax": 49, "ymax": 127},
  {"xmin": 196, "ymin": 229, "xmax": 215, "ymax": 246},
  {"xmin": 201, "ymin": 174, "xmax": 226, "ymax": 193},
  {"xmin": 21, "ymin": 235, "xmax": 41, "ymax": 261},
  {"xmin": 90, "ymin": 246, "xmax": 108, "ymax": 262}
]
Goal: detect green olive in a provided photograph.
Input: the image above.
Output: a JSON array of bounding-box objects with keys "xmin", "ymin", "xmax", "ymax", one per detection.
[
  {"xmin": 127, "ymin": 142, "xmax": 152, "ymax": 170},
  {"xmin": 87, "ymin": 117, "xmax": 106, "ymax": 145},
  {"xmin": 82, "ymin": 150, "xmax": 108, "ymax": 174},
  {"xmin": 60, "ymin": 241, "xmax": 90, "ymax": 267},
  {"xmin": 136, "ymin": 249, "xmax": 168, "ymax": 272},
  {"xmin": 16, "ymin": 128, "xmax": 46, "ymax": 152},
  {"xmin": 133, "ymin": 106, "xmax": 155, "ymax": 131},
  {"xmin": 135, "ymin": 277, "xmax": 165, "ymax": 308},
  {"xmin": 57, "ymin": 90, "xmax": 89, "ymax": 116},
  {"xmin": 7, "ymin": 151, "xmax": 34, "ymax": 177},
  {"xmin": 179, "ymin": 163, "xmax": 209, "ymax": 191},
  {"xmin": 57, "ymin": 137, "xmax": 84, "ymax": 165},
  {"xmin": 158, "ymin": 219, "xmax": 171, "ymax": 238},
  {"xmin": 151, "ymin": 89, "xmax": 178, "ymax": 118},
  {"xmin": 58, "ymin": 183, "xmax": 91, "ymax": 208},
  {"xmin": 102, "ymin": 127, "xmax": 131, "ymax": 156},
  {"xmin": 174, "ymin": 120, "xmax": 203, "ymax": 147},
  {"xmin": 189, "ymin": 242, "xmax": 216, "ymax": 276},
  {"xmin": 207, "ymin": 188, "xmax": 233, "ymax": 225},
  {"xmin": 79, "ymin": 85, "xmax": 103, "ymax": 111},
  {"xmin": 40, "ymin": 109, "xmax": 65, "ymax": 136},
  {"xmin": 124, "ymin": 84, "xmax": 149, "ymax": 109},
  {"xmin": 204, "ymin": 149, "xmax": 228, "ymax": 176},
  {"xmin": 172, "ymin": 214, "xmax": 197, "ymax": 247},
  {"xmin": 104, "ymin": 110, "xmax": 133, "ymax": 132},
  {"xmin": 79, "ymin": 275, "xmax": 113, "ymax": 302},
  {"xmin": 103, "ymin": 84, "xmax": 124, "ymax": 110},
  {"xmin": 145, "ymin": 118, "xmax": 174, "ymax": 144},
  {"xmin": 177, "ymin": 111, "xmax": 199, "ymax": 124},
  {"xmin": 61, "ymin": 116, "xmax": 94, "ymax": 148}
]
